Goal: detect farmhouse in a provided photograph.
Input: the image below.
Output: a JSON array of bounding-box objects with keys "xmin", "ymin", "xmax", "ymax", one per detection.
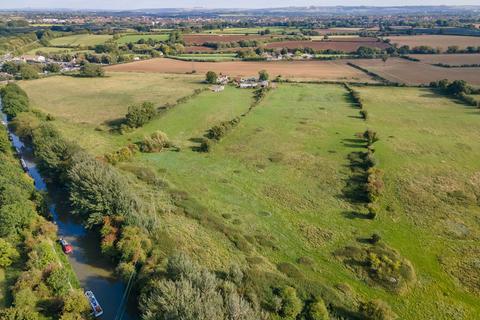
[
  {"xmin": 217, "ymin": 75, "xmax": 229, "ymax": 85},
  {"xmin": 237, "ymin": 77, "xmax": 269, "ymax": 89}
]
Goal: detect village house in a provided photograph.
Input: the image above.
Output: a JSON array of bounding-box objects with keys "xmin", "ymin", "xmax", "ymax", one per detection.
[{"xmin": 217, "ymin": 74, "xmax": 229, "ymax": 85}]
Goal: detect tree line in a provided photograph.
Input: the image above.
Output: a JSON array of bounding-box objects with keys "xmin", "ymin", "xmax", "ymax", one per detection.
[{"xmin": 0, "ymin": 109, "xmax": 90, "ymax": 319}]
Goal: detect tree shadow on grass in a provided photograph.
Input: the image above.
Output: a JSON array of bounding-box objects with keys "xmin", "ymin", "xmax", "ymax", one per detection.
[{"xmin": 342, "ymin": 211, "xmax": 370, "ymax": 220}]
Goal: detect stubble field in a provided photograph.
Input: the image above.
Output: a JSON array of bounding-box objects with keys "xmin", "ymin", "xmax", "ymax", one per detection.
[{"xmin": 105, "ymin": 58, "xmax": 376, "ymax": 82}]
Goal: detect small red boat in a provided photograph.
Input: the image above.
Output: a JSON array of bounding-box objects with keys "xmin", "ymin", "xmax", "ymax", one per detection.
[{"xmin": 59, "ymin": 238, "xmax": 73, "ymax": 254}]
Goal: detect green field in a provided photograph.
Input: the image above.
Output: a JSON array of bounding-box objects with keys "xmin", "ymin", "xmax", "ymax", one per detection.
[
  {"xmin": 19, "ymin": 72, "xmax": 204, "ymax": 124},
  {"xmin": 26, "ymin": 46, "xmax": 74, "ymax": 54},
  {"xmin": 116, "ymin": 34, "xmax": 169, "ymax": 44},
  {"xmin": 204, "ymin": 27, "xmax": 300, "ymax": 34},
  {"xmin": 49, "ymin": 34, "xmax": 113, "ymax": 47},
  {"xmin": 19, "ymin": 77, "xmax": 480, "ymax": 319}
]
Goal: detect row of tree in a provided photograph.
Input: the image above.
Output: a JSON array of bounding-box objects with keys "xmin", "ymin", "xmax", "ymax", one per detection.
[
  {"xmin": 0, "ymin": 106, "xmax": 90, "ymax": 319},
  {"xmin": 430, "ymin": 79, "xmax": 480, "ymax": 107}
]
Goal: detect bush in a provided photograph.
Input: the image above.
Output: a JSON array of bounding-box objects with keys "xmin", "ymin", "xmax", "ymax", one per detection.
[
  {"xmin": 207, "ymin": 117, "xmax": 240, "ymax": 141},
  {"xmin": 139, "ymin": 131, "xmax": 170, "ymax": 153},
  {"xmin": 0, "ymin": 238, "xmax": 19, "ymax": 267},
  {"xmin": 140, "ymin": 253, "xmax": 260, "ymax": 320},
  {"xmin": 199, "ymin": 138, "xmax": 212, "ymax": 153},
  {"xmin": 79, "ymin": 62, "xmax": 104, "ymax": 77},
  {"xmin": 370, "ymin": 233, "xmax": 382, "ymax": 244},
  {"xmin": 366, "ymin": 168, "xmax": 384, "ymax": 202},
  {"xmin": 259, "ymin": 69, "xmax": 269, "ymax": 81},
  {"xmin": 125, "ymin": 101, "xmax": 156, "ymax": 128},
  {"xmin": 205, "ymin": 71, "xmax": 218, "ymax": 84},
  {"xmin": 367, "ymin": 203, "xmax": 378, "ymax": 220},
  {"xmin": 105, "ymin": 144, "xmax": 138, "ymax": 164},
  {"xmin": 359, "ymin": 299, "xmax": 397, "ymax": 320},
  {"xmin": 19, "ymin": 64, "xmax": 40, "ymax": 80},
  {"xmin": 46, "ymin": 267, "xmax": 70, "ymax": 296},
  {"xmin": 279, "ymin": 286, "xmax": 303, "ymax": 318},
  {"xmin": 306, "ymin": 298, "xmax": 330, "ymax": 320},
  {"xmin": 363, "ymin": 129, "xmax": 379, "ymax": 146},
  {"xmin": 360, "ymin": 110, "xmax": 368, "ymax": 120}
]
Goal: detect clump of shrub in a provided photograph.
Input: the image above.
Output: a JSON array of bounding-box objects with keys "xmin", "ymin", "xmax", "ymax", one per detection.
[
  {"xmin": 278, "ymin": 286, "xmax": 303, "ymax": 319},
  {"xmin": 105, "ymin": 144, "xmax": 138, "ymax": 164},
  {"xmin": 360, "ymin": 109, "xmax": 369, "ymax": 120},
  {"xmin": 0, "ymin": 83, "xmax": 30, "ymax": 118},
  {"xmin": 139, "ymin": 130, "xmax": 170, "ymax": 153},
  {"xmin": 79, "ymin": 62, "xmax": 105, "ymax": 77},
  {"xmin": 198, "ymin": 137, "xmax": 212, "ymax": 153},
  {"xmin": 430, "ymin": 79, "xmax": 479, "ymax": 107},
  {"xmin": 335, "ymin": 243, "xmax": 416, "ymax": 294},
  {"xmin": 139, "ymin": 253, "xmax": 261, "ymax": 320},
  {"xmin": 359, "ymin": 299, "xmax": 397, "ymax": 320},
  {"xmin": 363, "ymin": 129, "xmax": 379, "ymax": 147},
  {"xmin": 205, "ymin": 70, "xmax": 218, "ymax": 84},
  {"xmin": 207, "ymin": 117, "xmax": 240, "ymax": 140},
  {"xmin": 125, "ymin": 101, "xmax": 156, "ymax": 128},
  {"xmin": 306, "ymin": 298, "xmax": 330, "ymax": 320},
  {"xmin": 344, "ymin": 83, "xmax": 363, "ymax": 108},
  {"xmin": 366, "ymin": 167, "xmax": 384, "ymax": 203}
]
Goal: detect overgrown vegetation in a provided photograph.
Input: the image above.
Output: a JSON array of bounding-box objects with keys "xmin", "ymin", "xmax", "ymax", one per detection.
[
  {"xmin": 0, "ymin": 83, "xmax": 30, "ymax": 118},
  {"xmin": 0, "ymin": 118, "xmax": 88, "ymax": 319},
  {"xmin": 335, "ymin": 241, "xmax": 416, "ymax": 295}
]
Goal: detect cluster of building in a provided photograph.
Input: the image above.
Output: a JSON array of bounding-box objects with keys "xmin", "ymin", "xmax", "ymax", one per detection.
[
  {"xmin": 0, "ymin": 53, "xmax": 81, "ymax": 75},
  {"xmin": 210, "ymin": 74, "xmax": 270, "ymax": 92},
  {"xmin": 263, "ymin": 52, "xmax": 315, "ymax": 61}
]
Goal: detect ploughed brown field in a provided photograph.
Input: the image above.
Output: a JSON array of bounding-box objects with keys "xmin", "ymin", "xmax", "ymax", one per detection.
[
  {"xmin": 409, "ymin": 53, "xmax": 480, "ymax": 65},
  {"xmin": 265, "ymin": 40, "xmax": 390, "ymax": 52},
  {"xmin": 320, "ymin": 37, "xmax": 381, "ymax": 42},
  {"xmin": 105, "ymin": 58, "xmax": 376, "ymax": 82},
  {"xmin": 387, "ymin": 35, "xmax": 480, "ymax": 51},
  {"xmin": 351, "ymin": 58, "xmax": 480, "ymax": 85},
  {"xmin": 183, "ymin": 34, "xmax": 275, "ymax": 45}
]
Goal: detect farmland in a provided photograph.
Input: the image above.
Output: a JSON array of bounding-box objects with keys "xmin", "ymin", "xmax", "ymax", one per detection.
[
  {"xmin": 182, "ymin": 34, "xmax": 275, "ymax": 45},
  {"xmin": 387, "ymin": 35, "xmax": 480, "ymax": 51},
  {"xmin": 4, "ymin": 5, "xmax": 480, "ymax": 320},
  {"xmin": 116, "ymin": 33, "xmax": 169, "ymax": 44},
  {"xmin": 172, "ymin": 53, "xmax": 239, "ymax": 61},
  {"xmin": 18, "ymin": 72, "xmax": 204, "ymax": 126},
  {"xmin": 49, "ymin": 34, "xmax": 113, "ymax": 47},
  {"xmin": 265, "ymin": 39, "xmax": 390, "ymax": 52},
  {"xmin": 105, "ymin": 58, "xmax": 376, "ymax": 82},
  {"xmin": 351, "ymin": 58, "xmax": 480, "ymax": 85},
  {"xmin": 18, "ymin": 76, "xmax": 480, "ymax": 319},
  {"xmin": 409, "ymin": 53, "xmax": 480, "ymax": 65}
]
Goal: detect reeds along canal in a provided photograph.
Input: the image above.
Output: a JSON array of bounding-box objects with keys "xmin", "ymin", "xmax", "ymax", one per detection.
[{"xmin": 0, "ymin": 98, "xmax": 136, "ymax": 320}]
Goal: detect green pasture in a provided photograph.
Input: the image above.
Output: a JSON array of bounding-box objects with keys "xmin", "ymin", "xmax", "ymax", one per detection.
[
  {"xmin": 49, "ymin": 34, "xmax": 113, "ymax": 47},
  {"xmin": 19, "ymin": 78, "xmax": 480, "ymax": 319}
]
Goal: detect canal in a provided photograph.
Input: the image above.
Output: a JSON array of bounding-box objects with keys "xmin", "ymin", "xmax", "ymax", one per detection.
[{"xmin": 1, "ymin": 99, "xmax": 136, "ymax": 320}]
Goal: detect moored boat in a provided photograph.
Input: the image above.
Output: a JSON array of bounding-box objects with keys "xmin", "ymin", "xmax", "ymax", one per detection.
[{"xmin": 85, "ymin": 291, "xmax": 103, "ymax": 317}]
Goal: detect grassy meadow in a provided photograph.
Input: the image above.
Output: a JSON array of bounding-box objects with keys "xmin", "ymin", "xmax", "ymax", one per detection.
[
  {"xmin": 116, "ymin": 34, "xmax": 169, "ymax": 44},
  {"xmin": 18, "ymin": 76, "xmax": 480, "ymax": 319},
  {"xmin": 49, "ymin": 34, "xmax": 113, "ymax": 47}
]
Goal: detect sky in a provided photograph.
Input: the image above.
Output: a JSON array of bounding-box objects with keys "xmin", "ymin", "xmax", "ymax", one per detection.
[{"xmin": 0, "ymin": 0, "xmax": 479, "ymax": 10}]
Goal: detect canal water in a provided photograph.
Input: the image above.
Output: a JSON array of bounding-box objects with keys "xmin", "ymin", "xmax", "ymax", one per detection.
[{"xmin": 1, "ymin": 99, "xmax": 136, "ymax": 320}]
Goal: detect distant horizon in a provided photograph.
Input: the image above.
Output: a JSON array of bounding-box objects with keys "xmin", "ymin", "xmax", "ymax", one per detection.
[{"xmin": 1, "ymin": 1, "xmax": 480, "ymax": 11}]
